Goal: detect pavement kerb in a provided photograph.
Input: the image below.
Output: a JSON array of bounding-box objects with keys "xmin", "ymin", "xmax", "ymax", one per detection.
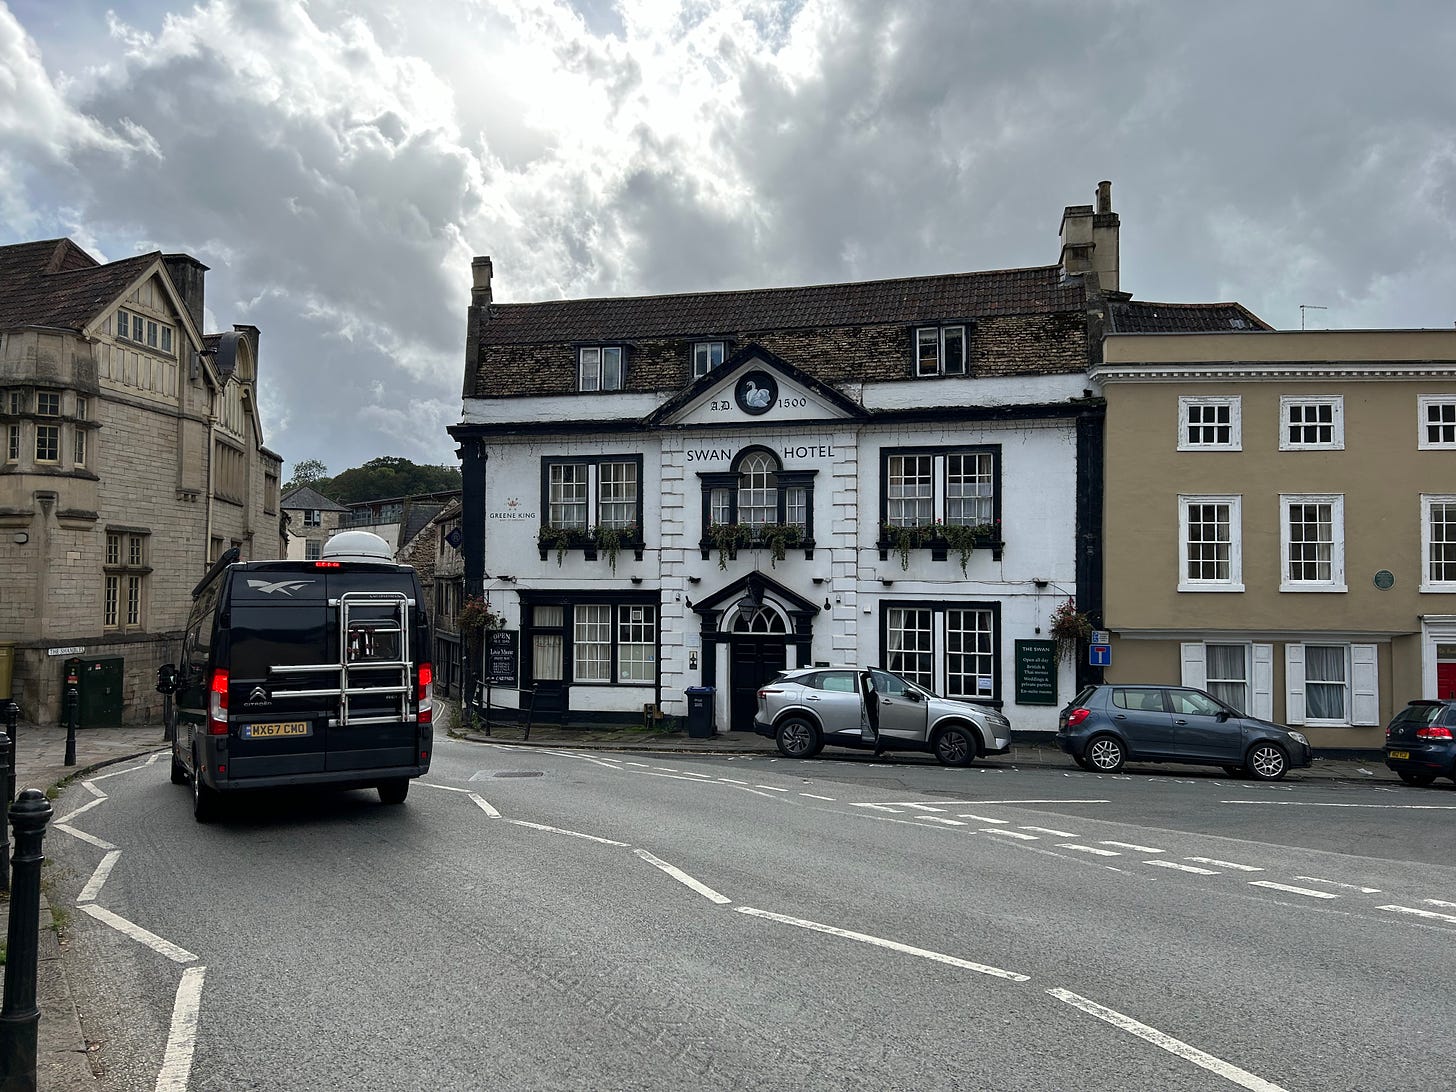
[{"xmin": 448, "ymin": 726, "xmax": 1399, "ymax": 783}]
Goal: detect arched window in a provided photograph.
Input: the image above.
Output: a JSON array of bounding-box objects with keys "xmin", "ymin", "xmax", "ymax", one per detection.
[
  {"xmin": 697, "ymin": 446, "xmax": 817, "ymax": 547},
  {"xmin": 730, "ymin": 606, "xmax": 788, "ymax": 633},
  {"xmin": 737, "ymin": 451, "xmax": 777, "ymax": 528}
]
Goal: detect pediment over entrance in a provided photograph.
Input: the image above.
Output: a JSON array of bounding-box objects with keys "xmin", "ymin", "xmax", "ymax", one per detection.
[
  {"xmin": 646, "ymin": 344, "xmax": 867, "ymax": 430},
  {"xmin": 688, "ymin": 569, "xmax": 822, "ymax": 623}
]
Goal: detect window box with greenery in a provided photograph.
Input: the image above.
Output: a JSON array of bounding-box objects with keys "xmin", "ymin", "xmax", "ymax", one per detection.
[
  {"xmin": 878, "ymin": 520, "xmax": 1002, "ymax": 571},
  {"xmin": 537, "ymin": 523, "xmax": 644, "ymax": 567},
  {"xmin": 700, "ymin": 521, "xmax": 809, "ymax": 570}
]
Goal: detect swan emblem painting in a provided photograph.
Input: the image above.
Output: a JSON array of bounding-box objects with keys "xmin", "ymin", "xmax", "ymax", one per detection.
[{"xmin": 735, "ymin": 371, "xmax": 778, "ymax": 415}]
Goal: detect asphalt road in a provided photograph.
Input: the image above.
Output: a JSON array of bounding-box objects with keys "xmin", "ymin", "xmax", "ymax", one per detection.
[{"xmin": 46, "ymin": 739, "xmax": 1456, "ymax": 1091}]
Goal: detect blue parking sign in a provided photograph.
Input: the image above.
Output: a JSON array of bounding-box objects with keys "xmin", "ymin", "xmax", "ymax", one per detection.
[{"xmin": 1089, "ymin": 644, "xmax": 1111, "ymax": 667}]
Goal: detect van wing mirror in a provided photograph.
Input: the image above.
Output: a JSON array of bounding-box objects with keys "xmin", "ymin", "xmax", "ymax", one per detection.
[{"xmin": 156, "ymin": 664, "xmax": 179, "ymax": 695}]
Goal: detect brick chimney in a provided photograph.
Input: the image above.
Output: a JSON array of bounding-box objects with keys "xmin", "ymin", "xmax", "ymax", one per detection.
[
  {"xmin": 471, "ymin": 256, "xmax": 493, "ymax": 305},
  {"xmin": 1059, "ymin": 181, "xmax": 1119, "ymax": 294}
]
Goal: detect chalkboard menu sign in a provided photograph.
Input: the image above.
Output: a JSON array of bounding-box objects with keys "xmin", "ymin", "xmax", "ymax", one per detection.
[
  {"xmin": 1014, "ymin": 639, "xmax": 1058, "ymax": 706},
  {"xmin": 484, "ymin": 630, "xmax": 518, "ymax": 687}
]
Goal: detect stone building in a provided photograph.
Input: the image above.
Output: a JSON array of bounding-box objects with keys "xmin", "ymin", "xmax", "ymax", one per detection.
[
  {"xmin": 449, "ymin": 183, "xmax": 1262, "ymax": 736},
  {"xmin": 0, "ymin": 238, "xmax": 283, "ymax": 723},
  {"xmin": 281, "ymin": 485, "xmax": 348, "ymax": 560}
]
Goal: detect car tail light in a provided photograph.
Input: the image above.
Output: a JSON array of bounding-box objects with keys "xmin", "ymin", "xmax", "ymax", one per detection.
[
  {"xmin": 758, "ymin": 688, "xmax": 783, "ymax": 699},
  {"xmin": 1065, "ymin": 707, "xmax": 1091, "ymax": 728},
  {"xmin": 417, "ymin": 662, "xmax": 433, "ymax": 724},
  {"xmin": 1416, "ymin": 724, "xmax": 1453, "ymax": 740},
  {"xmin": 207, "ymin": 669, "xmax": 229, "ymax": 735}
]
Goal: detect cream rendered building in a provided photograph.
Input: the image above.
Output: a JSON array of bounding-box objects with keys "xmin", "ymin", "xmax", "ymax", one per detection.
[{"xmin": 1094, "ymin": 329, "xmax": 1456, "ymax": 751}]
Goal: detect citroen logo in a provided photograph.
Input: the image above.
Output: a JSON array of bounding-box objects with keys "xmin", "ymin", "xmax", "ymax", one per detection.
[{"xmin": 249, "ymin": 686, "xmax": 268, "ymax": 702}]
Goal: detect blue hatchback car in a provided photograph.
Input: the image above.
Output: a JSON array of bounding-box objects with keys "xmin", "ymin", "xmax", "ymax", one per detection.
[
  {"xmin": 1383, "ymin": 700, "xmax": 1456, "ymax": 787},
  {"xmin": 1056, "ymin": 684, "xmax": 1312, "ymax": 780}
]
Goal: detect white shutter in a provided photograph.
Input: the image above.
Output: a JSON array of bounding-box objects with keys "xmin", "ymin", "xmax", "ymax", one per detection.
[
  {"xmin": 1285, "ymin": 644, "xmax": 1306, "ymax": 725},
  {"xmin": 1351, "ymin": 643, "xmax": 1379, "ymax": 726},
  {"xmin": 1180, "ymin": 642, "xmax": 1206, "ymax": 689},
  {"xmin": 1251, "ymin": 644, "xmax": 1274, "ymax": 721}
]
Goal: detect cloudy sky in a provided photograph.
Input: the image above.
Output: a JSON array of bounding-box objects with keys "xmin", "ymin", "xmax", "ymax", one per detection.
[{"xmin": 4, "ymin": 1, "xmax": 1455, "ymax": 477}]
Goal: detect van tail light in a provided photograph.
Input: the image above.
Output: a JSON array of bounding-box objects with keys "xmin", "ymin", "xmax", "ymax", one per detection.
[
  {"xmin": 417, "ymin": 662, "xmax": 433, "ymax": 725},
  {"xmin": 207, "ymin": 669, "xmax": 229, "ymax": 735},
  {"xmin": 1065, "ymin": 707, "xmax": 1091, "ymax": 728},
  {"xmin": 1416, "ymin": 724, "xmax": 1453, "ymax": 740}
]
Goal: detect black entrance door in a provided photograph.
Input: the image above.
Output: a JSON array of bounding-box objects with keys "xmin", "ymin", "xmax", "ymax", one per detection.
[{"xmin": 730, "ymin": 636, "xmax": 789, "ymax": 732}]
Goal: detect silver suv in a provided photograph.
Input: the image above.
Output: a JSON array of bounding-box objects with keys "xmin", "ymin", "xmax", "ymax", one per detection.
[{"xmin": 753, "ymin": 666, "xmax": 1012, "ymax": 765}]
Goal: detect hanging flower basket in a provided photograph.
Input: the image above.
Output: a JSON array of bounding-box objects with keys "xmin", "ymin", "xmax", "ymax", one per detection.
[{"xmin": 1048, "ymin": 596, "xmax": 1093, "ymax": 663}]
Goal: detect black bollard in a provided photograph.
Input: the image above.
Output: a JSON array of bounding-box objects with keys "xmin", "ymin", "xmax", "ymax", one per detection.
[
  {"xmin": 3, "ymin": 702, "xmax": 15, "ymax": 808},
  {"xmin": 63, "ymin": 687, "xmax": 77, "ymax": 768},
  {"xmin": 0, "ymin": 789, "xmax": 54, "ymax": 1092},
  {"xmin": 0, "ymin": 729, "xmax": 9, "ymax": 893}
]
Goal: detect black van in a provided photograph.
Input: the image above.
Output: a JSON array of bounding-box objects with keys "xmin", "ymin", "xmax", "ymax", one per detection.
[{"xmin": 157, "ymin": 531, "xmax": 434, "ymax": 822}]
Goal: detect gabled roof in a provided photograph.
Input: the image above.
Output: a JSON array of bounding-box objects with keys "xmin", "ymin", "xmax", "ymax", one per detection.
[
  {"xmin": 281, "ymin": 486, "xmax": 347, "ymax": 512},
  {"xmin": 1108, "ymin": 300, "xmax": 1272, "ymax": 334},
  {"xmin": 645, "ymin": 342, "xmax": 869, "ymax": 426},
  {"xmin": 481, "ymin": 264, "xmax": 1088, "ymax": 344},
  {"xmin": 0, "ymin": 238, "xmax": 164, "ymax": 332}
]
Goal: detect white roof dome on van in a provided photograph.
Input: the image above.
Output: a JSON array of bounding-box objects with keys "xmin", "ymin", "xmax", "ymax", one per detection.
[{"xmin": 321, "ymin": 530, "xmax": 395, "ymax": 563}]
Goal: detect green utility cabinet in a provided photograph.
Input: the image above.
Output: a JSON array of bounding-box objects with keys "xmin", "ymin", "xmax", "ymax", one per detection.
[{"xmin": 61, "ymin": 656, "xmax": 125, "ymax": 728}]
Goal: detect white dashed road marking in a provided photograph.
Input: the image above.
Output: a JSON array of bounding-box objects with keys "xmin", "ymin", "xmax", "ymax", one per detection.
[
  {"xmin": 634, "ymin": 849, "xmax": 731, "ymax": 904},
  {"xmin": 1424, "ymin": 898, "xmax": 1456, "ymax": 909},
  {"xmin": 1100, "ymin": 840, "xmax": 1164, "ymax": 853},
  {"xmin": 982, "ymin": 828, "xmax": 1039, "ymax": 840},
  {"xmin": 155, "ymin": 965, "xmax": 206, "ymax": 1092},
  {"xmin": 1049, "ymin": 989, "xmax": 1289, "ymax": 1092},
  {"xmin": 1378, "ymin": 904, "xmax": 1456, "ymax": 925},
  {"xmin": 1059, "ymin": 844, "xmax": 1121, "ymax": 857},
  {"xmin": 915, "ymin": 816, "xmax": 967, "ymax": 826},
  {"xmin": 799, "ymin": 793, "xmax": 836, "ymax": 801},
  {"xmin": 1188, "ymin": 857, "xmax": 1263, "ymax": 872},
  {"xmin": 1249, "ymin": 881, "xmax": 1339, "ymax": 900},
  {"xmin": 78, "ymin": 850, "xmax": 122, "ymax": 903},
  {"xmin": 501, "ymin": 818, "xmax": 628, "ymax": 846},
  {"xmin": 736, "ymin": 907, "xmax": 1030, "ymax": 982},
  {"xmin": 1145, "ymin": 860, "xmax": 1220, "ymax": 876},
  {"xmin": 80, "ymin": 905, "xmax": 198, "ymax": 964},
  {"xmin": 1020, "ymin": 825, "xmax": 1076, "ymax": 837},
  {"xmin": 956, "ymin": 813, "xmax": 1009, "ymax": 824},
  {"xmin": 1294, "ymin": 876, "xmax": 1379, "ymax": 893}
]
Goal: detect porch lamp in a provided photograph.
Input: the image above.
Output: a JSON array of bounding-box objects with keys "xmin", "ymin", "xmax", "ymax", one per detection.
[{"xmin": 734, "ymin": 595, "xmax": 758, "ymax": 626}]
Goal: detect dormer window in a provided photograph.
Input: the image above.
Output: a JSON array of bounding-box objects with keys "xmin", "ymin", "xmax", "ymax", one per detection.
[
  {"xmin": 915, "ymin": 325, "xmax": 967, "ymax": 377},
  {"xmin": 692, "ymin": 341, "xmax": 725, "ymax": 379},
  {"xmin": 579, "ymin": 346, "xmax": 624, "ymax": 392}
]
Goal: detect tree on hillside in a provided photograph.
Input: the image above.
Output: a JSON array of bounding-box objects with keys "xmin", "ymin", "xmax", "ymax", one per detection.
[
  {"xmin": 324, "ymin": 456, "xmax": 462, "ymax": 504},
  {"xmin": 283, "ymin": 458, "xmax": 330, "ymax": 494}
]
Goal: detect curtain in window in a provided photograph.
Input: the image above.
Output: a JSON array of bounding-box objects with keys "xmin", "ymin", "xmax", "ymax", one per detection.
[
  {"xmin": 1305, "ymin": 645, "xmax": 1346, "ymax": 719},
  {"xmin": 1205, "ymin": 644, "xmax": 1247, "ymax": 711}
]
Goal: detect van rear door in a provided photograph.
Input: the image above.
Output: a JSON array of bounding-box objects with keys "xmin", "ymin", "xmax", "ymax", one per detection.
[
  {"xmin": 225, "ymin": 571, "xmax": 334, "ymax": 780},
  {"xmin": 327, "ymin": 570, "xmax": 420, "ymax": 773}
]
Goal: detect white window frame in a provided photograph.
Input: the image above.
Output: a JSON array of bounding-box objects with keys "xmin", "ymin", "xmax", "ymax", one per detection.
[
  {"xmin": 1421, "ymin": 494, "xmax": 1456, "ymax": 592},
  {"xmin": 1418, "ymin": 395, "xmax": 1456, "ymax": 450},
  {"xmin": 1279, "ymin": 395, "xmax": 1344, "ymax": 451},
  {"xmin": 545, "ymin": 457, "xmax": 641, "ymax": 532},
  {"xmin": 692, "ymin": 341, "xmax": 725, "ymax": 379},
  {"xmin": 1280, "ymin": 493, "xmax": 1346, "ymax": 592},
  {"xmin": 1177, "ymin": 396, "xmax": 1242, "ymax": 451},
  {"xmin": 914, "ymin": 325, "xmax": 967, "ymax": 378},
  {"xmin": 1177, "ymin": 495, "xmax": 1243, "ymax": 592},
  {"xmin": 1180, "ymin": 641, "xmax": 1274, "ymax": 719},
  {"xmin": 578, "ymin": 346, "xmax": 624, "ymax": 392},
  {"xmin": 1285, "ymin": 642, "xmax": 1379, "ymax": 726}
]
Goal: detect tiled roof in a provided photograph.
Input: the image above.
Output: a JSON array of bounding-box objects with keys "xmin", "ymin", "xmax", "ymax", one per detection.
[
  {"xmin": 281, "ymin": 486, "xmax": 348, "ymax": 512},
  {"xmin": 481, "ymin": 265, "xmax": 1088, "ymax": 344},
  {"xmin": 0, "ymin": 238, "xmax": 162, "ymax": 332},
  {"xmin": 1109, "ymin": 300, "xmax": 1272, "ymax": 334}
]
